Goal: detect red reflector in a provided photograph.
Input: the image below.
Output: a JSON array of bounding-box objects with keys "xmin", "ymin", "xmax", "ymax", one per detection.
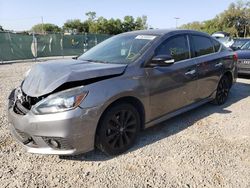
[{"xmin": 233, "ymin": 53, "xmax": 238, "ymax": 62}]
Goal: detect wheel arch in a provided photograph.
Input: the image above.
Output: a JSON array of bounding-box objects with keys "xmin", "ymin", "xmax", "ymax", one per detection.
[
  {"xmin": 94, "ymin": 96, "xmax": 146, "ymax": 146},
  {"xmin": 99, "ymin": 96, "xmax": 145, "ymax": 129}
]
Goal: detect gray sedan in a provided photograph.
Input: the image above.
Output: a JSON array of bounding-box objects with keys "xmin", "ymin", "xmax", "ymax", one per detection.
[{"xmin": 8, "ymin": 29, "xmax": 237, "ymax": 156}]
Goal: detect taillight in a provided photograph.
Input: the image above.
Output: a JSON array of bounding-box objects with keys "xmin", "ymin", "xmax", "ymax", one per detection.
[{"xmin": 233, "ymin": 53, "xmax": 238, "ymax": 62}]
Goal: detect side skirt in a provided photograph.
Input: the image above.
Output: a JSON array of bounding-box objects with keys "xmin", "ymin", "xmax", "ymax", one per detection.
[{"xmin": 145, "ymin": 97, "xmax": 214, "ymax": 129}]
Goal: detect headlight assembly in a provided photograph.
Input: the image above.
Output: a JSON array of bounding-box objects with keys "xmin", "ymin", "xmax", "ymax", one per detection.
[{"xmin": 32, "ymin": 86, "xmax": 88, "ymax": 115}]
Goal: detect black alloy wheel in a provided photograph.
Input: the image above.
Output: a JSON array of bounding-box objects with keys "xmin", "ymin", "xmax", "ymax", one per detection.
[
  {"xmin": 96, "ymin": 103, "xmax": 140, "ymax": 156},
  {"xmin": 215, "ymin": 76, "xmax": 230, "ymax": 105}
]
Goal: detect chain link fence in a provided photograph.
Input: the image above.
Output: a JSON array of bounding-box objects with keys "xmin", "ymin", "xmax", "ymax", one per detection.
[{"xmin": 0, "ymin": 31, "xmax": 111, "ymax": 62}]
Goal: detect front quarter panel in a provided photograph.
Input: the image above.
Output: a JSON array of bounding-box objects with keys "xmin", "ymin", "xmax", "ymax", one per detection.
[{"xmin": 79, "ymin": 65, "xmax": 150, "ymax": 122}]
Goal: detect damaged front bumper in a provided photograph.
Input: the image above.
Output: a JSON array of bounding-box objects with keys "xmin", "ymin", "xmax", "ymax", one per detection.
[{"xmin": 8, "ymin": 89, "xmax": 100, "ymax": 155}]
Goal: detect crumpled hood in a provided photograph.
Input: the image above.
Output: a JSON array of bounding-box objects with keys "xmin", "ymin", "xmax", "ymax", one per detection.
[{"xmin": 22, "ymin": 59, "xmax": 127, "ymax": 97}]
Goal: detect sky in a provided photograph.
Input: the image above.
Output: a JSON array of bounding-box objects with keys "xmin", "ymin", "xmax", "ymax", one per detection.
[{"xmin": 0, "ymin": 0, "xmax": 237, "ymax": 31}]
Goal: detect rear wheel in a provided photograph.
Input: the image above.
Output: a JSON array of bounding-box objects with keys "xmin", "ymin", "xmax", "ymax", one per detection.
[
  {"xmin": 96, "ymin": 103, "xmax": 140, "ymax": 156},
  {"xmin": 213, "ymin": 75, "xmax": 230, "ymax": 105}
]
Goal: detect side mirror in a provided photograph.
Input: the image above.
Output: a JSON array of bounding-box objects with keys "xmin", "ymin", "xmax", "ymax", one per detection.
[{"xmin": 150, "ymin": 55, "xmax": 175, "ymax": 67}]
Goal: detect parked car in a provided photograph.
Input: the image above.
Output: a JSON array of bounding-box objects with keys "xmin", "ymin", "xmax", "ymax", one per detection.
[
  {"xmin": 212, "ymin": 31, "xmax": 234, "ymax": 47},
  {"xmin": 230, "ymin": 38, "xmax": 250, "ymax": 51},
  {"xmin": 237, "ymin": 41, "xmax": 250, "ymax": 75},
  {"xmin": 216, "ymin": 37, "xmax": 234, "ymax": 48},
  {"xmin": 8, "ymin": 29, "xmax": 238, "ymax": 156},
  {"xmin": 212, "ymin": 31, "xmax": 230, "ymax": 39}
]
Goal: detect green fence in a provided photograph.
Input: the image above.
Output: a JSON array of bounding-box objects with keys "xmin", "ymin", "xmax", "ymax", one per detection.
[{"xmin": 0, "ymin": 32, "xmax": 111, "ymax": 61}]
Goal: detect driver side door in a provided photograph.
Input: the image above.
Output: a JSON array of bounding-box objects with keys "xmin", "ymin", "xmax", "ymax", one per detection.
[{"xmin": 146, "ymin": 34, "xmax": 198, "ymax": 121}]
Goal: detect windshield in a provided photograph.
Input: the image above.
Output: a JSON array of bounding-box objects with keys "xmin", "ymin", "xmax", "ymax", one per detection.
[
  {"xmin": 78, "ymin": 34, "xmax": 157, "ymax": 64},
  {"xmin": 241, "ymin": 41, "xmax": 250, "ymax": 50},
  {"xmin": 232, "ymin": 40, "xmax": 248, "ymax": 48}
]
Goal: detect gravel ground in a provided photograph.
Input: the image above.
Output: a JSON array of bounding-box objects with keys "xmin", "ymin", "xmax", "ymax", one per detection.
[{"xmin": 0, "ymin": 61, "xmax": 250, "ymax": 188}]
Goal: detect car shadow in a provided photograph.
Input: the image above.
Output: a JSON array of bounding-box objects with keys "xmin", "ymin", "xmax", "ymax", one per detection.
[{"xmin": 59, "ymin": 79, "xmax": 250, "ymax": 162}]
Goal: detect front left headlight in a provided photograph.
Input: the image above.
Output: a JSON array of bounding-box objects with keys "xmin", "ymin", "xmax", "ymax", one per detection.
[{"xmin": 32, "ymin": 86, "xmax": 88, "ymax": 115}]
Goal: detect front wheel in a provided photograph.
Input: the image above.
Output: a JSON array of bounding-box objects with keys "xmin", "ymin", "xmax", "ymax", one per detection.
[
  {"xmin": 96, "ymin": 103, "xmax": 140, "ymax": 156},
  {"xmin": 213, "ymin": 76, "xmax": 230, "ymax": 105}
]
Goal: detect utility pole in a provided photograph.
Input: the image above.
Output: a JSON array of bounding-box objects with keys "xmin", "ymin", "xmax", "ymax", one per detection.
[
  {"xmin": 174, "ymin": 17, "xmax": 180, "ymax": 28},
  {"xmin": 41, "ymin": 16, "xmax": 44, "ymax": 34}
]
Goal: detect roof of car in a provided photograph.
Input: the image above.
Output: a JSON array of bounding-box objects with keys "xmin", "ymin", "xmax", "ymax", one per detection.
[{"xmin": 124, "ymin": 29, "xmax": 210, "ymax": 37}]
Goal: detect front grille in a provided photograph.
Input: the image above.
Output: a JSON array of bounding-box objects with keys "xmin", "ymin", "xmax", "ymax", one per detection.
[
  {"xmin": 13, "ymin": 88, "xmax": 43, "ymax": 115},
  {"xmin": 14, "ymin": 101, "xmax": 29, "ymax": 115},
  {"xmin": 22, "ymin": 92, "xmax": 43, "ymax": 109}
]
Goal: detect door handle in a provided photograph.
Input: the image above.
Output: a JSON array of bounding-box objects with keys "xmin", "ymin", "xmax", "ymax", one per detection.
[
  {"xmin": 215, "ymin": 62, "xmax": 223, "ymax": 67},
  {"xmin": 185, "ymin": 69, "xmax": 196, "ymax": 75}
]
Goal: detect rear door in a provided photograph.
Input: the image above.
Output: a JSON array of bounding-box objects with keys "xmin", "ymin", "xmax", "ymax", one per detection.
[
  {"xmin": 190, "ymin": 35, "xmax": 223, "ymax": 100},
  {"xmin": 146, "ymin": 34, "xmax": 198, "ymax": 120}
]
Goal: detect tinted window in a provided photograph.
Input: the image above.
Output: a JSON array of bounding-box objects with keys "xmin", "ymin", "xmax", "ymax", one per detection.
[
  {"xmin": 155, "ymin": 35, "xmax": 190, "ymax": 62},
  {"xmin": 212, "ymin": 39, "xmax": 221, "ymax": 52},
  {"xmin": 192, "ymin": 35, "xmax": 214, "ymax": 57}
]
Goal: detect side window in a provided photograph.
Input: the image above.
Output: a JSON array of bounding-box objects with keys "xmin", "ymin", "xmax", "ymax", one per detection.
[
  {"xmin": 192, "ymin": 35, "xmax": 214, "ymax": 57},
  {"xmin": 155, "ymin": 35, "xmax": 190, "ymax": 62},
  {"xmin": 212, "ymin": 39, "xmax": 221, "ymax": 52}
]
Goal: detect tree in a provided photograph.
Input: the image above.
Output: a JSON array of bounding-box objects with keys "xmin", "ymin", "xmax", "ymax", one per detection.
[
  {"xmin": 180, "ymin": 21, "xmax": 204, "ymax": 32},
  {"xmin": 84, "ymin": 11, "xmax": 97, "ymax": 33},
  {"xmin": 107, "ymin": 19, "xmax": 123, "ymax": 34},
  {"xmin": 63, "ymin": 19, "xmax": 89, "ymax": 33},
  {"xmin": 180, "ymin": 0, "xmax": 250, "ymax": 37},
  {"xmin": 203, "ymin": 17, "xmax": 221, "ymax": 34},
  {"xmin": 0, "ymin": 25, "xmax": 3, "ymax": 31},
  {"xmin": 94, "ymin": 17, "xmax": 123, "ymax": 34},
  {"xmin": 218, "ymin": 1, "xmax": 250, "ymax": 37},
  {"xmin": 135, "ymin": 15, "xmax": 148, "ymax": 30},
  {"xmin": 31, "ymin": 23, "xmax": 61, "ymax": 33},
  {"xmin": 30, "ymin": 12, "xmax": 149, "ymax": 35},
  {"xmin": 81, "ymin": 12, "xmax": 148, "ymax": 34},
  {"xmin": 85, "ymin": 11, "xmax": 97, "ymax": 21},
  {"xmin": 122, "ymin": 16, "xmax": 136, "ymax": 32}
]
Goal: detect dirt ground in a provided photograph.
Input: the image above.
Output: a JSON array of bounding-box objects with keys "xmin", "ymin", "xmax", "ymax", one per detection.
[{"xmin": 0, "ymin": 61, "xmax": 250, "ymax": 188}]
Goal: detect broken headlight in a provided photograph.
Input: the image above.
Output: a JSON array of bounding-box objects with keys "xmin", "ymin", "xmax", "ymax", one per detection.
[{"xmin": 32, "ymin": 86, "xmax": 88, "ymax": 115}]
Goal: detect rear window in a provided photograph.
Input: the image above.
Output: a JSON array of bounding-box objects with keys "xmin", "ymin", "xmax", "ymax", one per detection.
[{"xmin": 192, "ymin": 35, "xmax": 214, "ymax": 57}]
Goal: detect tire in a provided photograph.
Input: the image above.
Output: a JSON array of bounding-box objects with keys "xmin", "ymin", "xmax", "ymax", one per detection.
[
  {"xmin": 96, "ymin": 103, "xmax": 140, "ymax": 156},
  {"xmin": 213, "ymin": 75, "xmax": 230, "ymax": 105}
]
